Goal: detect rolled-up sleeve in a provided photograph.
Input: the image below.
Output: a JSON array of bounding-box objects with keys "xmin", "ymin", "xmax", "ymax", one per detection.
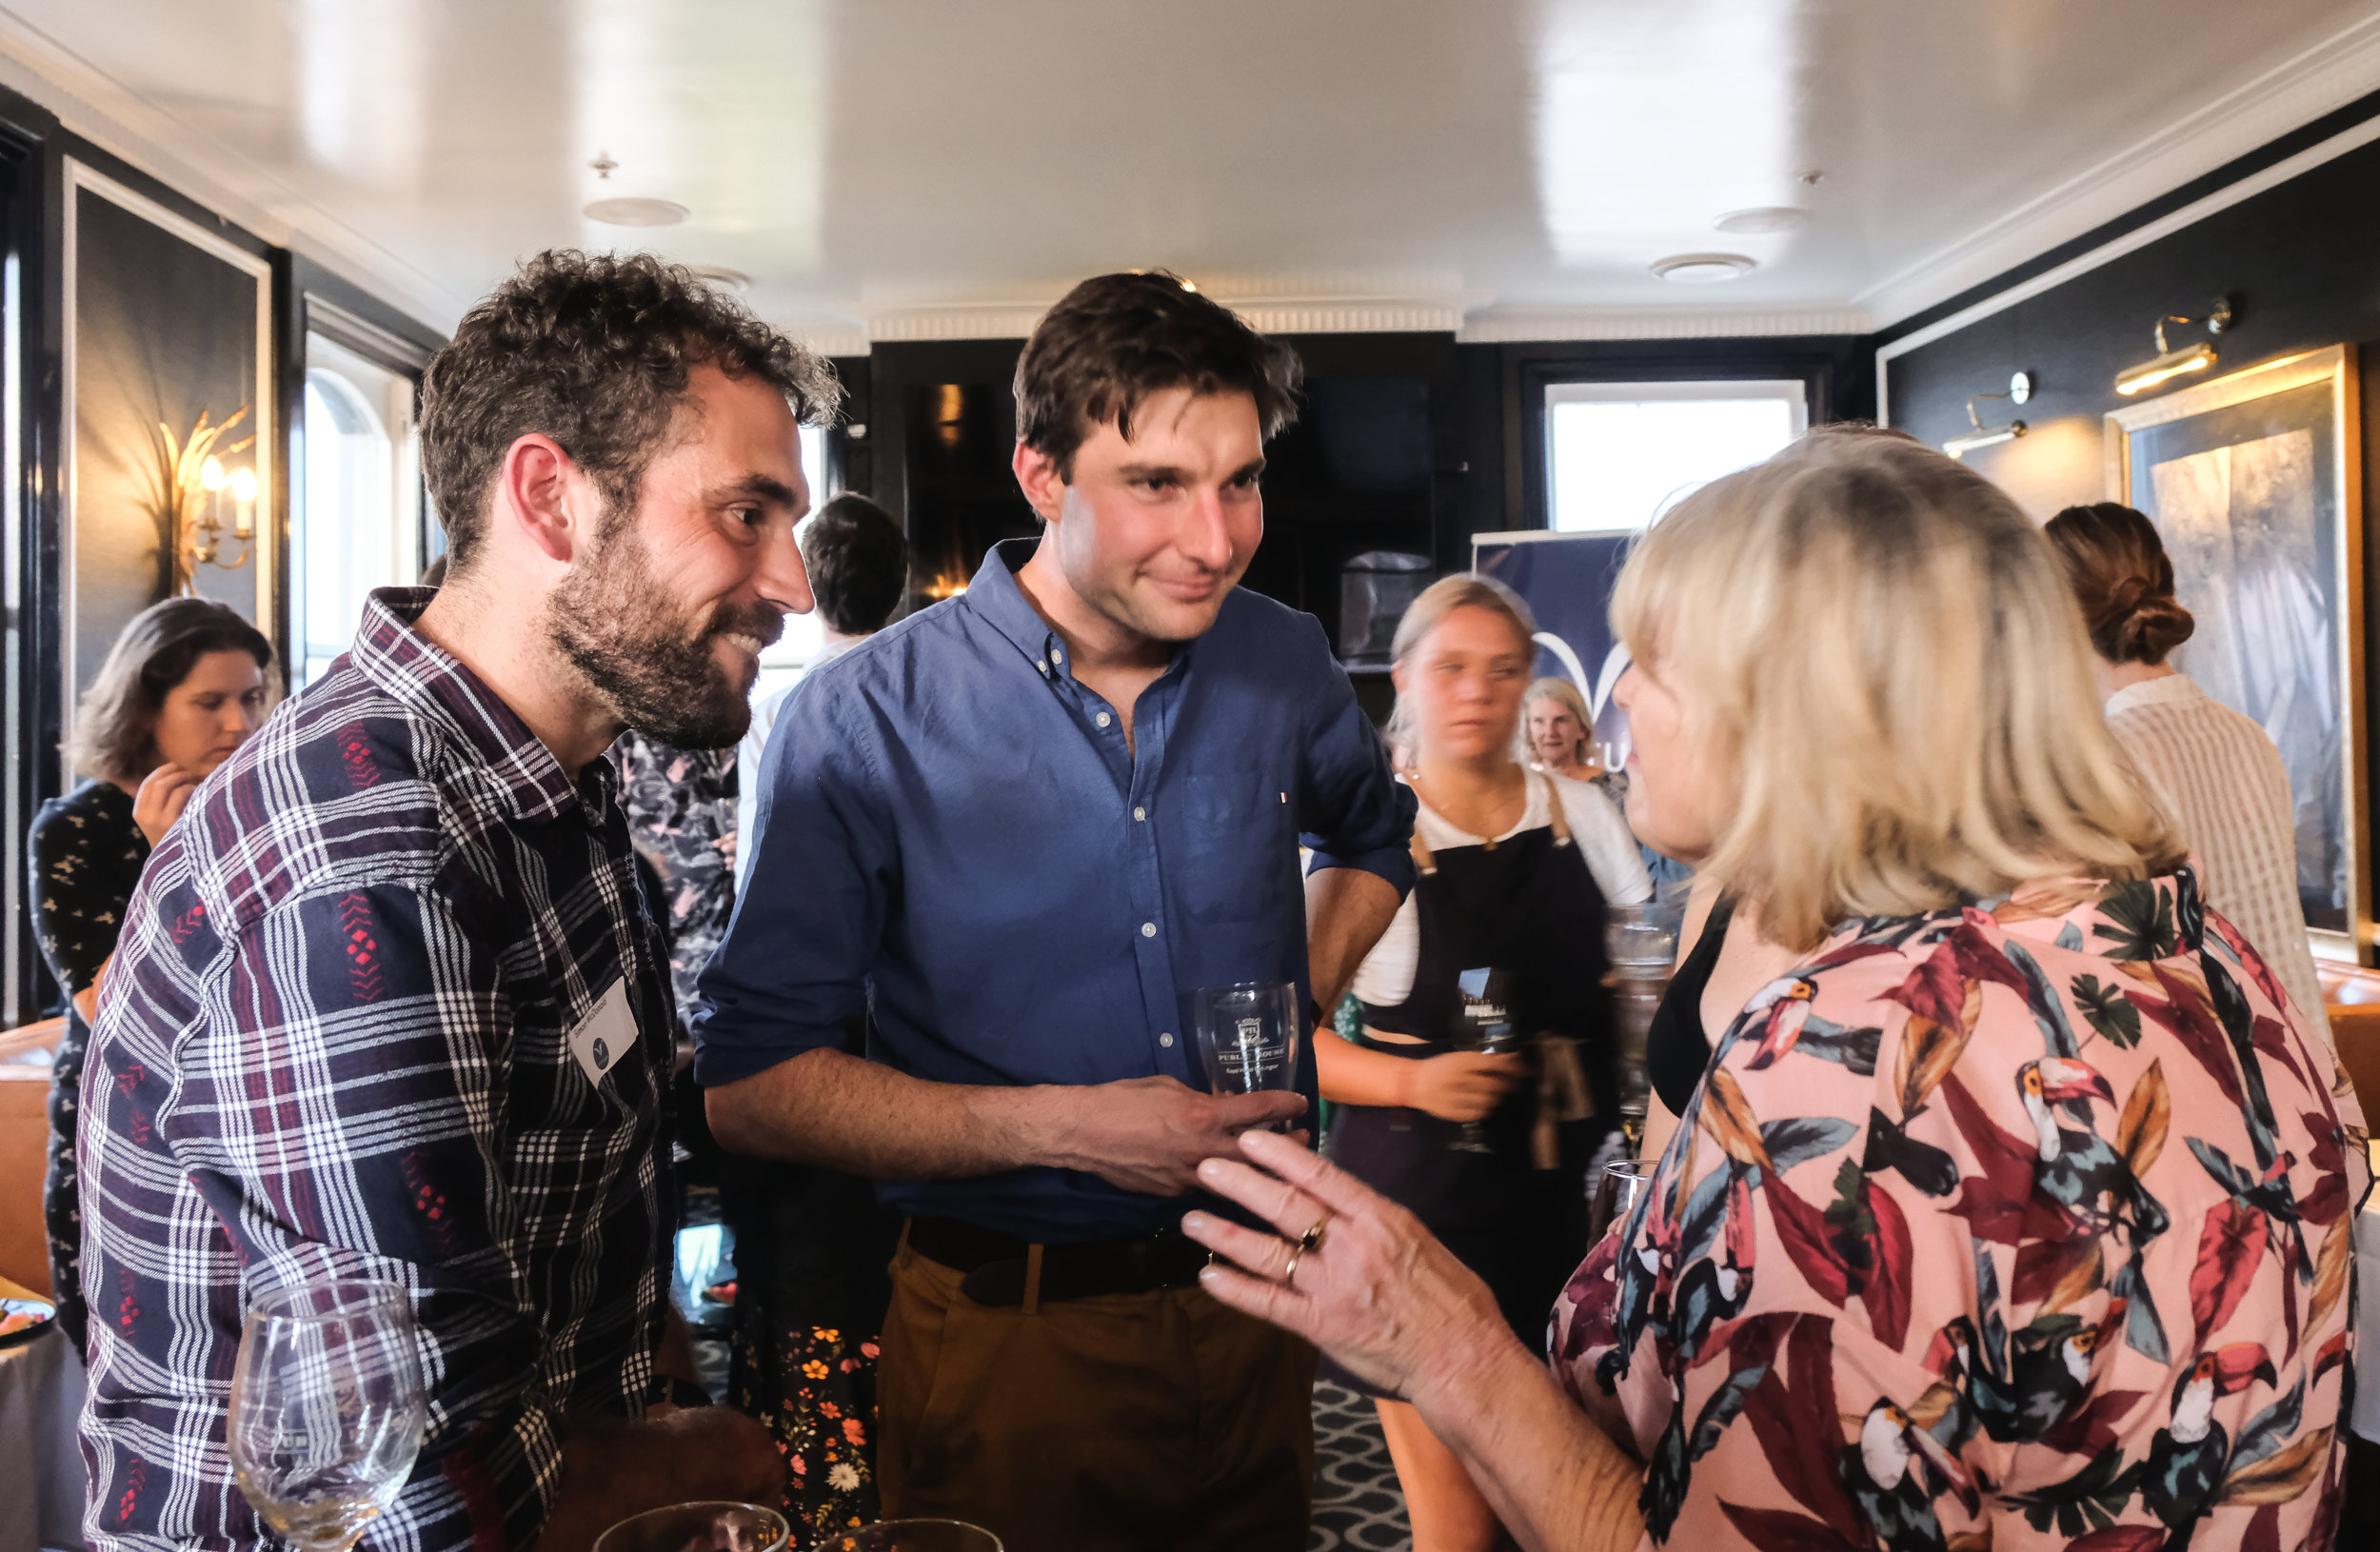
[
  {"xmin": 690, "ymin": 676, "xmax": 893, "ymax": 1086},
  {"xmin": 1294, "ymin": 630, "xmax": 1418, "ymax": 897}
]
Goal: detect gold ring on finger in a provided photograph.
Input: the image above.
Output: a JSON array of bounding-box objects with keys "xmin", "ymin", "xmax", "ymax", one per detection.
[
  {"xmin": 1281, "ymin": 1242, "xmax": 1305, "ymax": 1289},
  {"xmin": 1299, "ymin": 1215, "xmax": 1331, "ymax": 1253}
]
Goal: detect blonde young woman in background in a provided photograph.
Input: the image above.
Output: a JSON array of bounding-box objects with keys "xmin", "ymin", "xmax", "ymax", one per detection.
[
  {"xmin": 1315, "ymin": 574, "xmax": 1650, "ymax": 1552},
  {"xmin": 1196, "ymin": 429, "xmax": 2364, "ymax": 1552}
]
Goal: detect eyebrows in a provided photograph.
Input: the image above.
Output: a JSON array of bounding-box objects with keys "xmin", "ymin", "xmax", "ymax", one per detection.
[
  {"xmin": 706, "ymin": 470, "xmax": 807, "ymax": 513},
  {"xmin": 1114, "ymin": 456, "xmax": 1268, "ymax": 487}
]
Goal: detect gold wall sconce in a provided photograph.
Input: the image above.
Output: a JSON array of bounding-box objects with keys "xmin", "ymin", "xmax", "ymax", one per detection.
[
  {"xmin": 2114, "ymin": 298, "xmax": 2233, "ymax": 396},
  {"xmin": 1944, "ymin": 371, "xmax": 2032, "ymax": 459},
  {"xmin": 153, "ymin": 407, "xmax": 257, "ymax": 593}
]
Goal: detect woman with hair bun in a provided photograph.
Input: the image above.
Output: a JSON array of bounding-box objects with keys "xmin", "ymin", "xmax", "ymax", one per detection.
[{"xmin": 2041, "ymin": 501, "xmax": 2328, "ymax": 1040}]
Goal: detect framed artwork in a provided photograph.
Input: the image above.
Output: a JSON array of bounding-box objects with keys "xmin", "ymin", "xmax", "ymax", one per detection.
[{"xmin": 2105, "ymin": 345, "xmax": 2367, "ymax": 960}]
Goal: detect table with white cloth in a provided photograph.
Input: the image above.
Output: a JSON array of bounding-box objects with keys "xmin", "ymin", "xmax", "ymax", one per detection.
[{"xmin": 0, "ymin": 1323, "xmax": 89, "ymax": 1552}]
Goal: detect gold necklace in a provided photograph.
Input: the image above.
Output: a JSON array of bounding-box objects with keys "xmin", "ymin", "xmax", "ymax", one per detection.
[{"xmin": 1410, "ymin": 766, "xmax": 1526, "ymax": 852}]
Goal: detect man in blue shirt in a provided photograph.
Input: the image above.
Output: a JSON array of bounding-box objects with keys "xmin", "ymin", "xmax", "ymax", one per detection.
[{"xmin": 696, "ymin": 272, "xmax": 1415, "ymax": 1550}]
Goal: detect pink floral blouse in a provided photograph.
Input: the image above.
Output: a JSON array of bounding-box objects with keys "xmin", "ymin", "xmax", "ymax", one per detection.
[{"xmin": 1553, "ymin": 868, "xmax": 2369, "ymax": 1552}]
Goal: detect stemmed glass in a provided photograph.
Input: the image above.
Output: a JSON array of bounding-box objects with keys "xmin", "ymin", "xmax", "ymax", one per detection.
[
  {"xmin": 828, "ymin": 1522, "xmax": 1004, "ymax": 1552},
  {"xmin": 595, "ymin": 1502, "xmax": 790, "ymax": 1552},
  {"xmin": 228, "ymin": 1279, "xmax": 428, "ymax": 1552},
  {"xmin": 1192, "ymin": 981, "xmax": 1300, "ymax": 1130},
  {"xmin": 1451, "ymin": 966, "xmax": 1516, "ymax": 1154},
  {"xmin": 1590, "ymin": 1159, "xmax": 1657, "ymax": 1243}
]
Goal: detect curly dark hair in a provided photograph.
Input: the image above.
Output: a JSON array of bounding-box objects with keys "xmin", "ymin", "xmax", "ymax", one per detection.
[
  {"xmin": 68, "ymin": 598, "xmax": 274, "ymax": 782},
  {"xmin": 1014, "ymin": 271, "xmax": 1301, "ymax": 480},
  {"xmin": 419, "ymin": 249, "xmax": 843, "ymax": 570}
]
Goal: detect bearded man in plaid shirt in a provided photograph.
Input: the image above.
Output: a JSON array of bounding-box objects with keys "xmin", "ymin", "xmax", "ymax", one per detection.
[{"xmin": 75, "ymin": 251, "xmax": 828, "ymax": 1552}]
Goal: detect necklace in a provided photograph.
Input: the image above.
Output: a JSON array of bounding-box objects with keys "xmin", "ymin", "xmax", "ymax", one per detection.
[{"xmin": 1409, "ymin": 766, "xmax": 1527, "ymax": 852}]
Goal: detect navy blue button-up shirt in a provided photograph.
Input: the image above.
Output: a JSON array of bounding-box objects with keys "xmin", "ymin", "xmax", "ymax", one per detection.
[{"xmin": 693, "ymin": 539, "xmax": 1416, "ymax": 1241}]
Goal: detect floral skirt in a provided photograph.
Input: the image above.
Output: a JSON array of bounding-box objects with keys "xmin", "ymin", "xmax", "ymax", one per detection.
[{"xmin": 729, "ymin": 1302, "xmax": 882, "ymax": 1543}]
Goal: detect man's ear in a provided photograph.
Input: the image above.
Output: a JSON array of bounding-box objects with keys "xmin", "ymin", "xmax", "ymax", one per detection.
[
  {"xmin": 1013, "ymin": 441, "xmax": 1068, "ymax": 525},
  {"xmin": 496, "ymin": 432, "xmax": 602, "ymax": 567}
]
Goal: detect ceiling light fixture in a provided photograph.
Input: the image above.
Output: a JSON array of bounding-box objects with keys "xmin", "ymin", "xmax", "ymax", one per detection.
[
  {"xmin": 584, "ymin": 196, "xmax": 690, "ymax": 228},
  {"xmin": 1713, "ymin": 208, "xmax": 1807, "ymax": 235},
  {"xmin": 686, "ymin": 266, "xmax": 751, "ymax": 293},
  {"xmin": 1944, "ymin": 372, "xmax": 2032, "ymax": 459},
  {"xmin": 2113, "ymin": 298, "xmax": 2232, "ymax": 396},
  {"xmin": 1650, "ymin": 252, "xmax": 1756, "ymax": 284}
]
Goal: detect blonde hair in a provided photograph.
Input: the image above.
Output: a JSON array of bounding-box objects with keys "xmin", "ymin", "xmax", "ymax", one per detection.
[
  {"xmin": 1610, "ymin": 429, "xmax": 2181, "ymax": 951},
  {"xmin": 1384, "ymin": 573, "xmax": 1537, "ymax": 764},
  {"xmin": 1523, "ymin": 676, "xmax": 1593, "ymax": 767}
]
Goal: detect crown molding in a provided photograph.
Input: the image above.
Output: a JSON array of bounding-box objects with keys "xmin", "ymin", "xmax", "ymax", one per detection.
[
  {"xmin": 1457, "ymin": 306, "xmax": 1872, "ymax": 343},
  {"xmin": 0, "ymin": 6, "xmax": 467, "ymax": 332},
  {"xmin": 1856, "ymin": 10, "xmax": 2380, "ymax": 328},
  {"xmin": 865, "ymin": 285, "xmax": 1493, "ymax": 342}
]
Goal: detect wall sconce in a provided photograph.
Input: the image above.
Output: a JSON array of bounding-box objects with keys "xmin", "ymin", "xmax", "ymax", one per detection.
[
  {"xmin": 153, "ymin": 406, "xmax": 257, "ymax": 593},
  {"xmin": 2113, "ymin": 298, "xmax": 2232, "ymax": 396},
  {"xmin": 1944, "ymin": 372, "xmax": 2032, "ymax": 459}
]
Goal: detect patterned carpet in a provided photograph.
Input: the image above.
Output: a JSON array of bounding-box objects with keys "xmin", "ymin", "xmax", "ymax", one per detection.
[{"xmin": 1309, "ymin": 1382, "xmax": 1411, "ymax": 1550}]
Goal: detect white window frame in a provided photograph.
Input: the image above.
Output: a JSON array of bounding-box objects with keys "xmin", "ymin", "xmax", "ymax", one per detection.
[{"xmin": 1542, "ymin": 378, "xmax": 1810, "ymax": 532}]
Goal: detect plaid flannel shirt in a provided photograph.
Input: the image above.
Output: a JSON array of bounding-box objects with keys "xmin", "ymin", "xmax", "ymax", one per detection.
[{"xmin": 78, "ymin": 588, "xmax": 678, "ymax": 1552}]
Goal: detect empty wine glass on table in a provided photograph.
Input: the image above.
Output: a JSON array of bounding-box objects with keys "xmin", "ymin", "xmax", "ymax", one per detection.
[
  {"xmin": 1192, "ymin": 981, "xmax": 1300, "ymax": 1131},
  {"xmin": 228, "ymin": 1279, "xmax": 427, "ymax": 1552},
  {"xmin": 593, "ymin": 1502, "xmax": 790, "ymax": 1552}
]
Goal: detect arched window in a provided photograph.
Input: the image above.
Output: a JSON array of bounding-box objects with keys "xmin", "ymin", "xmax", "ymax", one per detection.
[{"xmin": 297, "ymin": 334, "xmax": 422, "ymax": 686}]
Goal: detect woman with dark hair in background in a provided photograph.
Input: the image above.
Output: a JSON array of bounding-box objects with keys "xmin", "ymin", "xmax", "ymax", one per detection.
[
  {"xmin": 29, "ymin": 597, "xmax": 270, "ymax": 1347},
  {"xmin": 2042, "ymin": 501, "xmax": 2330, "ymax": 1040}
]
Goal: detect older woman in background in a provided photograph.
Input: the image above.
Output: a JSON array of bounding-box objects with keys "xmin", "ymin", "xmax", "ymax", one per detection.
[
  {"xmin": 1186, "ymin": 430, "xmax": 2365, "ymax": 1551},
  {"xmin": 1525, "ymin": 676, "xmax": 1603, "ymax": 781},
  {"xmin": 2043, "ymin": 501, "xmax": 2330, "ymax": 1041},
  {"xmin": 28, "ymin": 598, "xmax": 270, "ymax": 1348}
]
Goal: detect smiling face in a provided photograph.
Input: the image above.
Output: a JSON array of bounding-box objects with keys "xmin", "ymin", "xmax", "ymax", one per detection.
[
  {"xmin": 1394, "ymin": 605, "xmax": 1533, "ymax": 765},
  {"xmin": 545, "ymin": 362, "xmax": 812, "ymax": 747},
  {"xmin": 1610, "ymin": 654, "xmax": 1729, "ymax": 863},
  {"xmin": 1527, "ymin": 695, "xmax": 1585, "ymax": 768},
  {"xmin": 1031, "ymin": 386, "xmax": 1264, "ymax": 647},
  {"xmin": 150, "ymin": 648, "xmax": 267, "ymax": 776}
]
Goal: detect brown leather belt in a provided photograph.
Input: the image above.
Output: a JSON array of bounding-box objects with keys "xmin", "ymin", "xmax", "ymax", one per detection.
[{"xmin": 904, "ymin": 1215, "xmax": 1209, "ymax": 1309}]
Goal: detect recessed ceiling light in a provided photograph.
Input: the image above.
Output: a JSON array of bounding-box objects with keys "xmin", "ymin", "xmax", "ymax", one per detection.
[
  {"xmin": 584, "ymin": 197, "xmax": 689, "ymax": 228},
  {"xmin": 1713, "ymin": 207, "xmax": 1808, "ymax": 235},
  {"xmin": 1650, "ymin": 252, "xmax": 1756, "ymax": 284},
  {"xmin": 686, "ymin": 266, "xmax": 751, "ymax": 293}
]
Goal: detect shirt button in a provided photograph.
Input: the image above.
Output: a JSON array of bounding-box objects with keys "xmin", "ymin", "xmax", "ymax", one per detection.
[
  {"xmin": 1160, "ymin": 1032, "xmax": 1175, "ymax": 1048},
  {"xmin": 1133, "ymin": 806, "xmax": 1146, "ymax": 822},
  {"xmin": 1140, "ymin": 922, "xmax": 1157, "ymax": 938},
  {"xmin": 1051, "ymin": 647, "xmax": 1064, "ymax": 663},
  {"xmin": 1096, "ymin": 711, "xmax": 1113, "ymax": 728},
  {"xmin": 1036, "ymin": 660, "xmax": 1048, "ymax": 674}
]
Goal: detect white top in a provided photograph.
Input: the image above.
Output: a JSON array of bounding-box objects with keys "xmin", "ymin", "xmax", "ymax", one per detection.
[
  {"xmin": 1350, "ymin": 770, "xmax": 1654, "ymax": 1009},
  {"xmin": 732, "ymin": 638, "xmax": 860, "ymax": 891},
  {"xmin": 2106, "ymin": 674, "xmax": 2330, "ymax": 1043}
]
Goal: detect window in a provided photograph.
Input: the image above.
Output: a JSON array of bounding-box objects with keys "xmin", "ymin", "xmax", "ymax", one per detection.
[
  {"xmin": 1545, "ymin": 380, "xmax": 1807, "ymax": 532},
  {"xmin": 744, "ymin": 422, "xmax": 838, "ymax": 706},
  {"xmin": 297, "ymin": 334, "xmax": 422, "ymax": 687}
]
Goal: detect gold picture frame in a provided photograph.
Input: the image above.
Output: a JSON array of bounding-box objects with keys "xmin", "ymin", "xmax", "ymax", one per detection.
[{"xmin": 2105, "ymin": 345, "xmax": 2368, "ymax": 962}]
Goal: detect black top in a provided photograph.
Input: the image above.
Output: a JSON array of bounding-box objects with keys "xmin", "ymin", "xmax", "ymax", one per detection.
[
  {"xmin": 28, "ymin": 778, "xmax": 149, "ymax": 1012},
  {"xmin": 1648, "ymin": 894, "xmax": 1734, "ymax": 1115}
]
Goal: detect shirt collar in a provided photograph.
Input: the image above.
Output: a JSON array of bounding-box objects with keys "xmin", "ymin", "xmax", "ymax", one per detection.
[
  {"xmin": 2105, "ymin": 672, "xmax": 2203, "ymax": 718},
  {"xmin": 961, "ymin": 537, "xmax": 1199, "ymax": 686},
  {"xmin": 349, "ymin": 587, "xmax": 603, "ymax": 826}
]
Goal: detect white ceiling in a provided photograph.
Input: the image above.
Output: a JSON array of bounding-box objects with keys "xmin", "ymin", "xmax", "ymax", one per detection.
[{"xmin": 7, "ymin": 0, "xmax": 2380, "ymax": 348}]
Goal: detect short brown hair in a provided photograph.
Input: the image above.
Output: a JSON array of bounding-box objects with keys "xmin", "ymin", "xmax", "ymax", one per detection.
[
  {"xmin": 68, "ymin": 598, "xmax": 274, "ymax": 782},
  {"xmin": 801, "ymin": 492, "xmax": 909, "ymax": 636},
  {"xmin": 2041, "ymin": 502, "xmax": 2196, "ymax": 665},
  {"xmin": 1014, "ymin": 271, "xmax": 1301, "ymax": 479},
  {"xmin": 420, "ymin": 250, "xmax": 842, "ymax": 570}
]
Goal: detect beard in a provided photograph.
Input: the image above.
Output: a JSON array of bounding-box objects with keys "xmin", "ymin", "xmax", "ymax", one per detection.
[{"xmin": 545, "ymin": 523, "xmax": 779, "ymax": 749}]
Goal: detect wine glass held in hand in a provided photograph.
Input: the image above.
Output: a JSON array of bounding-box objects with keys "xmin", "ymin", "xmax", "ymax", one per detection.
[
  {"xmin": 1192, "ymin": 981, "xmax": 1300, "ymax": 1132},
  {"xmin": 595, "ymin": 1502, "xmax": 791, "ymax": 1552},
  {"xmin": 228, "ymin": 1280, "xmax": 428, "ymax": 1552},
  {"xmin": 1589, "ymin": 1159, "xmax": 1657, "ymax": 1244},
  {"xmin": 1450, "ymin": 966, "xmax": 1517, "ymax": 1154}
]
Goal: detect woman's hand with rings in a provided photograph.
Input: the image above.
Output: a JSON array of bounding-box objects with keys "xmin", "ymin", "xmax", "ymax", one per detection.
[{"xmin": 1180, "ymin": 1128, "xmax": 1515, "ymax": 1403}]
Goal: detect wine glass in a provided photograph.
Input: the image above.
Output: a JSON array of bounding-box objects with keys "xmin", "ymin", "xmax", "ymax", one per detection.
[
  {"xmin": 825, "ymin": 1522, "xmax": 1004, "ymax": 1552},
  {"xmin": 1450, "ymin": 966, "xmax": 1517, "ymax": 1154},
  {"xmin": 228, "ymin": 1279, "xmax": 428, "ymax": 1552},
  {"xmin": 594, "ymin": 1502, "xmax": 790, "ymax": 1552},
  {"xmin": 1589, "ymin": 1160, "xmax": 1657, "ymax": 1243},
  {"xmin": 1192, "ymin": 981, "xmax": 1300, "ymax": 1130}
]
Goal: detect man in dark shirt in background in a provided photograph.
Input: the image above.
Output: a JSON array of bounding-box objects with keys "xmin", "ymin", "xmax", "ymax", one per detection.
[
  {"xmin": 78, "ymin": 252, "xmax": 829, "ymax": 1552},
  {"xmin": 697, "ymin": 272, "xmax": 1415, "ymax": 1551}
]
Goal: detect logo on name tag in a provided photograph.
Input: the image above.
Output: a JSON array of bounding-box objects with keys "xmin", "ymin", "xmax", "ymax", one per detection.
[{"xmin": 567, "ymin": 979, "xmax": 638, "ymax": 1086}]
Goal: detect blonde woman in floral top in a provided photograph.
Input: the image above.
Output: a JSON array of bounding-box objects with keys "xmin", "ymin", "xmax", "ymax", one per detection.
[{"xmin": 1180, "ymin": 429, "xmax": 2368, "ymax": 1552}]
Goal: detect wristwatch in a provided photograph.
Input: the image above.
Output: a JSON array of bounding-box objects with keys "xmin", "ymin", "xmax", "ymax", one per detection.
[{"xmin": 645, "ymin": 1375, "xmax": 713, "ymax": 1410}]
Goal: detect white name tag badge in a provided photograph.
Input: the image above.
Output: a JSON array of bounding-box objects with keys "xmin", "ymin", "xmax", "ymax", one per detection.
[{"xmin": 567, "ymin": 978, "xmax": 640, "ymax": 1086}]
